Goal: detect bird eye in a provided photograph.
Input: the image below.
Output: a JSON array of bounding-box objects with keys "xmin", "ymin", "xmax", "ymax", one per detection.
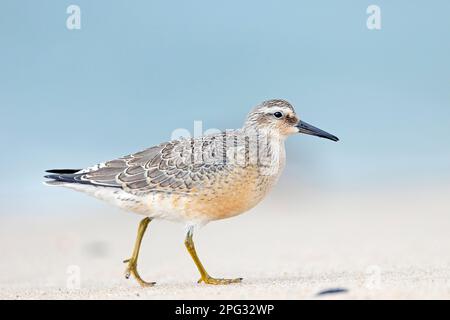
[{"xmin": 273, "ymin": 111, "xmax": 283, "ymax": 119}]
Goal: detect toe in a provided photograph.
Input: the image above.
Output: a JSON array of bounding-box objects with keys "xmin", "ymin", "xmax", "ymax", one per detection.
[
  {"xmin": 199, "ymin": 276, "xmax": 243, "ymax": 285},
  {"xmin": 138, "ymin": 280, "xmax": 156, "ymax": 288}
]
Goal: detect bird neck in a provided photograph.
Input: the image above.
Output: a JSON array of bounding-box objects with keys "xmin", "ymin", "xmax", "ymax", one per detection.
[
  {"xmin": 239, "ymin": 126, "xmax": 286, "ymax": 176},
  {"xmin": 241, "ymin": 126, "xmax": 287, "ymax": 145}
]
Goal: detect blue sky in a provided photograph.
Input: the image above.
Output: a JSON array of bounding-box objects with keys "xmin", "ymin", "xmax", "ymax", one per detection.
[{"xmin": 0, "ymin": 1, "xmax": 449, "ymax": 213}]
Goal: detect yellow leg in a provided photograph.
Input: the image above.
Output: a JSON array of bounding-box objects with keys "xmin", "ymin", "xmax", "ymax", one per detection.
[
  {"xmin": 123, "ymin": 217, "xmax": 155, "ymax": 287},
  {"xmin": 184, "ymin": 227, "xmax": 242, "ymax": 285}
]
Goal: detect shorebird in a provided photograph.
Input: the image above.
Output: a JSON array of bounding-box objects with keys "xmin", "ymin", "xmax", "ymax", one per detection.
[{"xmin": 45, "ymin": 99, "xmax": 338, "ymax": 287}]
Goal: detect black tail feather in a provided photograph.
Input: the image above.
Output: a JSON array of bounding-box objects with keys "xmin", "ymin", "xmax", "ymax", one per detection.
[
  {"xmin": 44, "ymin": 172, "xmax": 87, "ymax": 185},
  {"xmin": 44, "ymin": 168, "xmax": 121, "ymax": 188},
  {"xmin": 45, "ymin": 169, "xmax": 83, "ymax": 184},
  {"xmin": 46, "ymin": 169, "xmax": 81, "ymax": 174}
]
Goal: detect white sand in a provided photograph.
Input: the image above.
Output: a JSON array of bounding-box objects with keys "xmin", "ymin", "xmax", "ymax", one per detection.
[{"xmin": 1, "ymin": 185, "xmax": 450, "ymax": 299}]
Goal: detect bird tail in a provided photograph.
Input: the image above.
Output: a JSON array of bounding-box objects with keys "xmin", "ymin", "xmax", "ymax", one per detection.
[{"xmin": 44, "ymin": 169, "xmax": 82, "ymax": 186}]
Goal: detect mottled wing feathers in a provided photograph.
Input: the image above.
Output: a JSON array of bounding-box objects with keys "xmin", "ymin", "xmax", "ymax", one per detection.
[{"xmin": 60, "ymin": 132, "xmax": 240, "ymax": 194}]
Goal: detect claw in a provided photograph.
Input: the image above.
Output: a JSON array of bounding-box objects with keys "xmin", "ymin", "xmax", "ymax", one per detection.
[{"xmin": 123, "ymin": 258, "xmax": 155, "ymax": 287}]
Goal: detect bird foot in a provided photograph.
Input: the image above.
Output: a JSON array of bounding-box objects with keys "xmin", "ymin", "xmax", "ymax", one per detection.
[
  {"xmin": 197, "ymin": 275, "xmax": 243, "ymax": 285},
  {"xmin": 123, "ymin": 258, "xmax": 155, "ymax": 287}
]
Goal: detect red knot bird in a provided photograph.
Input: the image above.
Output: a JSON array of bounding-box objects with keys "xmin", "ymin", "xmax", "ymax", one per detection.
[{"xmin": 45, "ymin": 99, "xmax": 338, "ymax": 287}]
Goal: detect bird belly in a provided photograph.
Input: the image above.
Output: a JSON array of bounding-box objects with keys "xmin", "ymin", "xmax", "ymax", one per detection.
[
  {"xmin": 182, "ymin": 165, "xmax": 279, "ymax": 223},
  {"xmin": 59, "ymin": 183, "xmax": 189, "ymax": 221}
]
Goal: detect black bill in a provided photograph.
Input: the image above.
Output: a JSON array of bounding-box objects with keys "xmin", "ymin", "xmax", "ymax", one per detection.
[{"xmin": 296, "ymin": 120, "xmax": 339, "ymax": 142}]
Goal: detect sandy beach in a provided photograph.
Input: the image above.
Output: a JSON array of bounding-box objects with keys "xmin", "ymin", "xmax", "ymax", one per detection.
[
  {"xmin": 1, "ymin": 0, "xmax": 449, "ymax": 303},
  {"xmin": 1, "ymin": 184, "xmax": 450, "ymax": 300}
]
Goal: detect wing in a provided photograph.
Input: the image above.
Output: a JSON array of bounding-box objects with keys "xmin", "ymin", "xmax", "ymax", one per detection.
[{"xmin": 73, "ymin": 133, "xmax": 238, "ymax": 194}]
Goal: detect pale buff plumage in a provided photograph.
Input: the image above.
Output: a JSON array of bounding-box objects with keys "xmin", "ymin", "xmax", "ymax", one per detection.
[{"xmin": 45, "ymin": 99, "xmax": 338, "ymax": 286}]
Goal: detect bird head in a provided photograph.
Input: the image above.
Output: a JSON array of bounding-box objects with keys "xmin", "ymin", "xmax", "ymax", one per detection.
[{"xmin": 244, "ymin": 99, "xmax": 339, "ymax": 142}]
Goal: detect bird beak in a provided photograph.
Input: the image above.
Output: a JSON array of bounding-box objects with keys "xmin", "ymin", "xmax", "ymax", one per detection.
[{"xmin": 296, "ymin": 120, "xmax": 339, "ymax": 142}]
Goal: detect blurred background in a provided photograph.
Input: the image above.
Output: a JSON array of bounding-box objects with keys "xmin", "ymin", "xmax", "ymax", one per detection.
[{"xmin": 0, "ymin": 1, "xmax": 449, "ymax": 298}]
